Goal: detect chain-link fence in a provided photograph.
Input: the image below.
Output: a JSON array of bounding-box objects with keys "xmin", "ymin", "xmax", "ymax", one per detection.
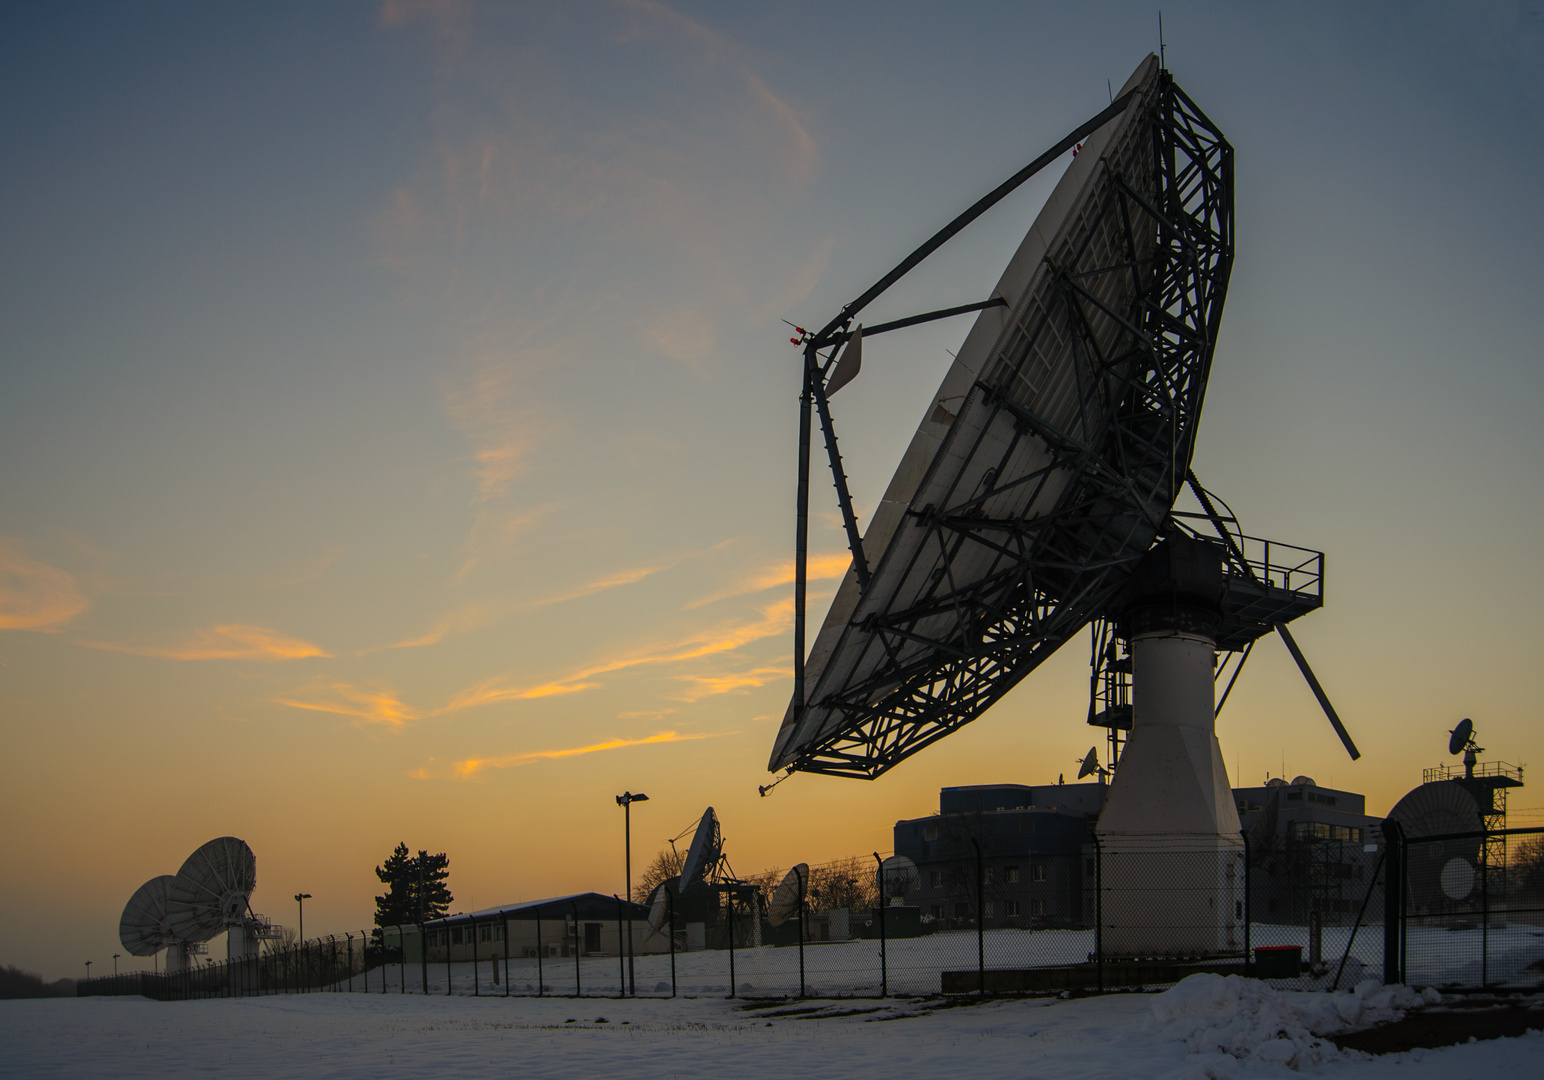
[
  {"xmin": 83, "ymin": 832, "xmax": 1451, "ymax": 1001},
  {"xmin": 1388, "ymin": 824, "xmax": 1544, "ymax": 991}
]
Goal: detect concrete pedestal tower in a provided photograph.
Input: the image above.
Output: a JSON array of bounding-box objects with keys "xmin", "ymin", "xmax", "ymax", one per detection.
[{"xmin": 1096, "ymin": 536, "xmax": 1244, "ymax": 958}]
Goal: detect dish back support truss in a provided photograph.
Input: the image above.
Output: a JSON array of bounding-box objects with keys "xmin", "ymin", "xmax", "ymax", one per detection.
[{"xmin": 774, "ymin": 64, "xmax": 1235, "ymax": 778}]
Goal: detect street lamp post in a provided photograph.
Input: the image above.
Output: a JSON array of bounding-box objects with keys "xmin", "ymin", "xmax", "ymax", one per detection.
[
  {"xmin": 113, "ymin": 954, "xmax": 120, "ymax": 977},
  {"xmin": 294, "ymin": 893, "xmax": 312, "ymax": 943},
  {"xmin": 84, "ymin": 960, "xmax": 92, "ymax": 982},
  {"xmin": 615, "ymin": 791, "xmax": 649, "ymax": 996}
]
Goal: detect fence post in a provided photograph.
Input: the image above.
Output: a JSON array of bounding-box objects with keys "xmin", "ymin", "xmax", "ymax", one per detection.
[
  {"xmin": 725, "ymin": 887, "xmax": 737, "ymax": 999},
  {"xmin": 503, "ymin": 915, "xmax": 510, "ymax": 998},
  {"xmin": 1094, "ymin": 834, "xmax": 1103, "ymax": 994},
  {"xmin": 571, "ymin": 901, "xmax": 581, "ymax": 997},
  {"xmin": 1381, "ymin": 819, "xmax": 1403, "ymax": 984},
  {"xmin": 615, "ymin": 895, "xmax": 627, "ymax": 998},
  {"xmin": 796, "ymin": 869, "xmax": 806, "ymax": 998},
  {"xmin": 472, "ymin": 916, "xmax": 480, "ymax": 996},
  {"xmin": 667, "ymin": 888, "xmax": 677, "ymax": 998},
  {"xmin": 972, "ymin": 837, "xmax": 984, "ymax": 997},
  {"xmin": 1331, "ymin": 849, "xmax": 1384, "ymax": 992},
  {"xmin": 446, "ymin": 922, "xmax": 454, "ymax": 996},
  {"xmin": 1481, "ymin": 834, "xmax": 1490, "ymax": 990},
  {"xmin": 347, "ymin": 934, "xmax": 353, "ymax": 992},
  {"xmin": 421, "ymin": 923, "xmax": 429, "ymax": 995},
  {"xmin": 400, "ymin": 927, "xmax": 406, "ymax": 995},
  {"xmin": 1240, "ymin": 829, "xmax": 1251, "ymax": 976},
  {"xmin": 873, "ymin": 852, "xmax": 886, "ymax": 998},
  {"xmin": 536, "ymin": 906, "xmax": 545, "ymax": 996}
]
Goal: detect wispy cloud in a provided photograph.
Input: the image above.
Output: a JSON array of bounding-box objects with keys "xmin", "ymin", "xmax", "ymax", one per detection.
[
  {"xmin": 534, "ymin": 563, "xmax": 666, "ymax": 606},
  {"xmin": 687, "ymin": 552, "xmax": 849, "ymax": 608},
  {"xmin": 673, "ymin": 662, "xmax": 787, "ymax": 703},
  {"xmin": 87, "ymin": 624, "xmax": 329, "ymax": 661},
  {"xmin": 421, "ymin": 729, "xmax": 720, "ymax": 780},
  {"xmin": 276, "ymin": 681, "xmax": 419, "ymax": 729},
  {"xmin": 0, "ymin": 542, "xmax": 88, "ymax": 632},
  {"xmin": 385, "ymin": 601, "xmax": 502, "ymax": 650}
]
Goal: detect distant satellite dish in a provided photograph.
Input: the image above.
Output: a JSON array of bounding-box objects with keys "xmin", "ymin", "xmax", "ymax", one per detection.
[
  {"xmin": 880, "ymin": 855, "xmax": 918, "ymax": 901},
  {"xmin": 176, "ymin": 837, "xmax": 257, "ymax": 936},
  {"xmin": 678, "ymin": 808, "xmax": 721, "ymax": 892},
  {"xmin": 1449, "ymin": 718, "xmax": 1474, "ymax": 756},
  {"xmin": 644, "ymin": 878, "xmax": 676, "ymax": 940},
  {"xmin": 1440, "ymin": 858, "xmax": 1475, "ymax": 901},
  {"xmin": 118, "ymin": 875, "xmax": 205, "ymax": 956},
  {"xmin": 1264, "ymin": 777, "xmax": 1286, "ymax": 788},
  {"xmin": 767, "ymin": 864, "xmax": 808, "ymax": 928},
  {"xmin": 1290, "ymin": 776, "xmax": 1315, "ymax": 787},
  {"xmin": 1077, "ymin": 747, "xmax": 1100, "ymax": 780}
]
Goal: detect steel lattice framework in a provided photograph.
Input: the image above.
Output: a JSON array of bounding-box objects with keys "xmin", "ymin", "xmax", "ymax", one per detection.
[{"xmin": 772, "ymin": 67, "xmax": 1238, "ymax": 778}]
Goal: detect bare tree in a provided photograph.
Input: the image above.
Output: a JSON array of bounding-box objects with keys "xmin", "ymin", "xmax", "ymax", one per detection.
[{"xmin": 634, "ymin": 845, "xmax": 685, "ymax": 903}]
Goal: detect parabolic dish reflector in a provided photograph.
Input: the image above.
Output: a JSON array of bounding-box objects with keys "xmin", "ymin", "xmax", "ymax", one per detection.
[
  {"xmin": 679, "ymin": 808, "xmax": 720, "ymax": 891},
  {"xmin": 767, "ymin": 864, "xmax": 809, "ymax": 928},
  {"xmin": 118, "ymin": 874, "xmax": 206, "ymax": 956},
  {"xmin": 1386, "ymin": 781, "xmax": 1483, "ymax": 911},
  {"xmin": 771, "ymin": 55, "xmax": 1235, "ymax": 777},
  {"xmin": 177, "ymin": 836, "xmax": 257, "ymax": 932}
]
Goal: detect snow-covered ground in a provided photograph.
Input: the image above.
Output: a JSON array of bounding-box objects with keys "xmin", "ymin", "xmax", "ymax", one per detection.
[
  {"xmin": 4, "ymin": 975, "xmax": 1540, "ymax": 1079},
  {"xmin": 356, "ymin": 921, "xmax": 1544, "ymax": 998}
]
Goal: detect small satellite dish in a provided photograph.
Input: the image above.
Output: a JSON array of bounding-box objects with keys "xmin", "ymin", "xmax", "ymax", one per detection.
[
  {"xmin": 767, "ymin": 864, "xmax": 808, "ymax": 928},
  {"xmin": 118, "ymin": 874, "xmax": 205, "ymax": 956},
  {"xmin": 1448, "ymin": 718, "xmax": 1475, "ymax": 756},
  {"xmin": 678, "ymin": 808, "xmax": 721, "ymax": 892},
  {"xmin": 880, "ymin": 855, "xmax": 918, "ymax": 901},
  {"xmin": 1265, "ymin": 777, "xmax": 1286, "ymax": 788},
  {"xmin": 1077, "ymin": 747, "xmax": 1100, "ymax": 780},
  {"xmin": 824, "ymin": 325, "xmax": 862, "ymax": 397},
  {"xmin": 1290, "ymin": 776, "xmax": 1315, "ymax": 787}
]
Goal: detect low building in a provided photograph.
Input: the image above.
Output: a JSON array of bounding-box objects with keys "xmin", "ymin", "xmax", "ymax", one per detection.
[
  {"xmin": 421, "ymin": 894, "xmax": 662, "ymax": 963},
  {"xmin": 894, "ymin": 775, "xmax": 1383, "ymax": 931}
]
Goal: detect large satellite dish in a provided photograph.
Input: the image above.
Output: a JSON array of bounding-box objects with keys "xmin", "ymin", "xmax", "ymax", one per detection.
[
  {"xmin": 767, "ymin": 864, "xmax": 809, "ymax": 928},
  {"xmin": 1386, "ymin": 781, "xmax": 1483, "ymax": 909},
  {"xmin": 769, "ymin": 54, "xmax": 1356, "ymax": 779},
  {"xmin": 177, "ymin": 836, "xmax": 257, "ymax": 927},
  {"xmin": 643, "ymin": 877, "xmax": 676, "ymax": 940},
  {"xmin": 879, "ymin": 855, "xmax": 918, "ymax": 902},
  {"xmin": 678, "ymin": 807, "xmax": 721, "ymax": 892},
  {"xmin": 1448, "ymin": 718, "xmax": 1475, "ymax": 756},
  {"xmin": 118, "ymin": 874, "xmax": 206, "ymax": 956}
]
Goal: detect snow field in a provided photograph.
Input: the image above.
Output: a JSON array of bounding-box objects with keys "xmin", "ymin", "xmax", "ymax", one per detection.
[{"xmin": 6, "ymin": 975, "xmax": 1541, "ymax": 1080}]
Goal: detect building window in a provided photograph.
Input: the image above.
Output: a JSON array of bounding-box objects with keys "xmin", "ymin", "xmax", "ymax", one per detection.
[
  {"xmin": 1005, "ymin": 900, "xmax": 1020, "ymax": 917},
  {"xmin": 479, "ymin": 924, "xmax": 491, "ymax": 943},
  {"xmin": 1004, "ymin": 866, "xmax": 1019, "ymax": 884},
  {"xmin": 1030, "ymin": 899, "xmax": 1046, "ymax": 916},
  {"xmin": 984, "ymin": 901, "xmax": 996, "ymax": 917},
  {"xmin": 984, "ymin": 868, "xmax": 995, "ymax": 885},
  {"xmin": 1031, "ymin": 864, "xmax": 1047, "ymax": 882},
  {"xmin": 451, "ymin": 927, "xmax": 464, "ymax": 945},
  {"xmin": 929, "ymin": 870, "xmax": 943, "ymax": 889},
  {"xmin": 924, "ymin": 824, "xmax": 939, "ymax": 841}
]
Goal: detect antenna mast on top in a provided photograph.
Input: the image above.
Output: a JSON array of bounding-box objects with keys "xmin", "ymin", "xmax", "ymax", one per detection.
[{"xmin": 1159, "ymin": 12, "xmax": 1166, "ymax": 68}]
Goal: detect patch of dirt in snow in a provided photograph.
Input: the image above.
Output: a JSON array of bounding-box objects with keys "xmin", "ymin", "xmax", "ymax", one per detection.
[{"xmin": 1147, "ymin": 974, "xmax": 1435, "ymax": 1072}]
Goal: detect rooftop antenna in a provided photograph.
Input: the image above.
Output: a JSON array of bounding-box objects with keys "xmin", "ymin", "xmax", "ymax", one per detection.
[
  {"xmin": 1159, "ymin": 11, "xmax": 1166, "ymax": 68},
  {"xmin": 1448, "ymin": 717, "xmax": 1480, "ymax": 779}
]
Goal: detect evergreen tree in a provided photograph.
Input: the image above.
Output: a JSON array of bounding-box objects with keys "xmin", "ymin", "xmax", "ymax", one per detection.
[{"xmin": 374, "ymin": 842, "xmax": 454, "ymax": 927}]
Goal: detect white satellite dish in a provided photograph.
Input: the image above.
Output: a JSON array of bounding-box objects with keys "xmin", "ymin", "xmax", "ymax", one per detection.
[
  {"xmin": 678, "ymin": 807, "xmax": 721, "ymax": 892},
  {"xmin": 177, "ymin": 836, "xmax": 257, "ymax": 924},
  {"xmin": 644, "ymin": 877, "xmax": 677, "ymax": 940},
  {"xmin": 118, "ymin": 874, "xmax": 205, "ymax": 956},
  {"xmin": 879, "ymin": 855, "xmax": 918, "ymax": 901},
  {"xmin": 767, "ymin": 864, "xmax": 808, "ymax": 928}
]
